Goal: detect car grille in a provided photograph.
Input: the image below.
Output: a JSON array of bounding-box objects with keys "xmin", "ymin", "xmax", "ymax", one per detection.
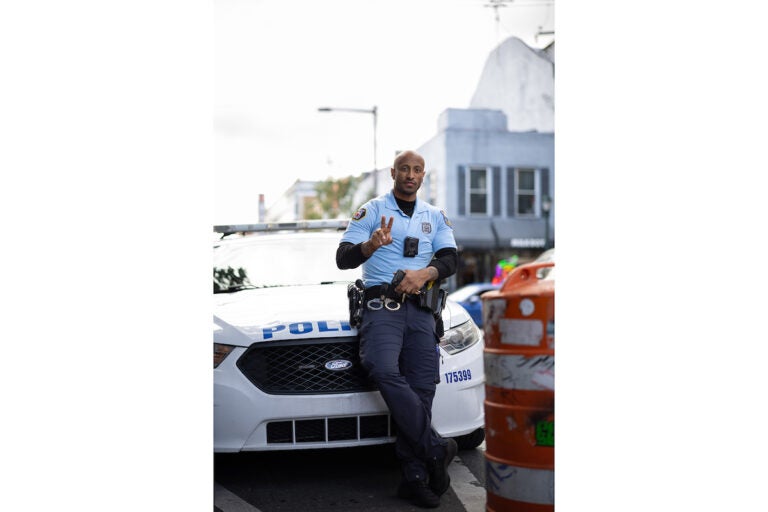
[
  {"xmin": 266, "ymin": 415, "xmax": 397, "ymax": 444},
  {"xmin": 236, "ymin": 336, "xmax": 376, "ymax": 394}
]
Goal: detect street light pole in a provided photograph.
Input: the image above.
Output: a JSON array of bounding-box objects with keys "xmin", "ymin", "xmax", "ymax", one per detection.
[{"xmin": 317, "ymin": 105, "xmax": 378, "ymax": 185}]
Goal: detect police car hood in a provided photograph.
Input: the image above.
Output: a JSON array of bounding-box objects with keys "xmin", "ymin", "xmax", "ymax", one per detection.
[{"xmin": 213, "ymin": 283, "xmax": 466, "ymax": 347}]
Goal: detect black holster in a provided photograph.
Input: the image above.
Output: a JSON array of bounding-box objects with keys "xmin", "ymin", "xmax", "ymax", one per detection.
[
  {"xmin": 347, "ymin": 279, "xmax": 365, "ymax": 328},
  {"xmin": 418, "ymin": 281, "xmax": 447, "ymax": 315},
  {"xmin": 418, "ymin": 281, "xmax": 448, "ymax": 338}
]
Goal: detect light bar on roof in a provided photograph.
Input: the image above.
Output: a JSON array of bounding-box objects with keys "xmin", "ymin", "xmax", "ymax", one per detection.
[{"xmin": 213, "ymin": 219, "xmax": 349, "ymax": 235}]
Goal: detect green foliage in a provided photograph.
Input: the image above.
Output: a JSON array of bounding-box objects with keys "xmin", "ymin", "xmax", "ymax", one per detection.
[{"xmin": 312, "ymin": 175, "xmax": 362, "ymax": 219}]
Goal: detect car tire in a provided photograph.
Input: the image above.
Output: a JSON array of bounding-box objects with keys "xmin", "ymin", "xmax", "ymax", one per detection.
[{"xmin": 453, "ymin": 427, "xmax": 485, "ymax": 450}]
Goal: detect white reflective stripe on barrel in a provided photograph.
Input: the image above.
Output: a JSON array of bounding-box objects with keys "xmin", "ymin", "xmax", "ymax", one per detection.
[
  {"xmin": 484, "ymin": 353, "xmax": 555, "ymax": 390},
  {"xmin": 499, "ymin": 318, "xmax": 543, "ymax": 345},
  {"xmin": 486, "ymin": 460, "xmax": 555, "ymax": 505}
]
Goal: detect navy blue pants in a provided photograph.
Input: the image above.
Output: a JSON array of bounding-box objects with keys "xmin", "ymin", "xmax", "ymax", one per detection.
[{"xmin": 359, "ymin": 298, "xmax": 446, "ymax": 482}]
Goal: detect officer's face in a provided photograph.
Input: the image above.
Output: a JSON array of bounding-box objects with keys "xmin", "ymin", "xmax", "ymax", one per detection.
[{"xmin": 391, "ymin": 152, "xmax": 425, "ymax": 199}]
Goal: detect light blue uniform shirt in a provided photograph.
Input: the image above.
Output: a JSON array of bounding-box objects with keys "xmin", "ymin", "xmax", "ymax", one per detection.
[{"xmin": 341, "ymin": 190, "xmax": 457, "ymax": 287}]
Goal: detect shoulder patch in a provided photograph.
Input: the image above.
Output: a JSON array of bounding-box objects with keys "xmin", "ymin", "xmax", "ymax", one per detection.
[
  {"xmin": 352, "ymin": 207, "xmax": 367, "ymax": 221},
  {"xmin": 440, "ymin": 210, "xmax": 453, "ymax": 227}
]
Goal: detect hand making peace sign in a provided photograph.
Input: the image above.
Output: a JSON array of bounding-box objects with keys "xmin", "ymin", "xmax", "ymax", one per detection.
[{"xmin": 370, "ymin": 215, "xmax": 394, "ymax": 250}]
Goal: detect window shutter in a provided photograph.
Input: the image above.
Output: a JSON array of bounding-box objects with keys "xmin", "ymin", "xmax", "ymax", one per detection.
[
  {"xmin": 457, "ymin": 166, "xmax": 466, "ymax": 215},
  {"xmin": 492, "ymin": 166, "xmax": 501, "ymax": 217},
  {"xmin": 540, "ymin": 168, "xmax": 550, "ymax": 202},
  {"xmin": 506, "ymin": 167, "xmax": 516, "ymax": 217}
]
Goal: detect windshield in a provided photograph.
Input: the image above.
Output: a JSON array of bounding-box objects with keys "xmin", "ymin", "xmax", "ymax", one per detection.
[{"xmin": 213, "ymin": 233, "xmax": 360, "ymax": 291}]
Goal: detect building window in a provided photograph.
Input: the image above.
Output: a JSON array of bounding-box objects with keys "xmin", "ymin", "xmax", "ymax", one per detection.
[
  {"xmin": 469, "ymin": 167, "xmax": 489, "ymax": 215},
  {"xmin": 515, "ymin": 168, "xmax": 537, "ymax": 216},
  {"xmin": 427, "ymin": 169, "xmax": 437, "ymax": 204}
]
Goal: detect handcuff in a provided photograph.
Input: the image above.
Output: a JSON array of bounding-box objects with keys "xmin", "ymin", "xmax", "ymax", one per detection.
[{"xmin": 366, "ymin": 297, "xmax": 401, "ymax": 311}]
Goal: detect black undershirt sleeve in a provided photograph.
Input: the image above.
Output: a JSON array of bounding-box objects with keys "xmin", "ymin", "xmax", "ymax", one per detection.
[
  {"xmin": 429, "ymin": 247, "xmax": 458, "ymax": 281},
  {"xmin": 336, "ymin": 242, "xmax": 367, "ymax": 270}
]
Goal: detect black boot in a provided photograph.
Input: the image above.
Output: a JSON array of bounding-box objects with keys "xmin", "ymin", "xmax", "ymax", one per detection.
[
  {"xmin": 397, "ymin": 476, "xmax": 440, "ymax": 509},
  {"xmin": 428, "ymin": 437, "xmax": 458, "ymax": 496}
]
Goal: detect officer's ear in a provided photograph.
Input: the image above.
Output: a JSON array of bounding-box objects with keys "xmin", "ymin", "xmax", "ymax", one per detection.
[{"xmin": 390, "ymin": 168, "xmax": 396, "ymax": 180}]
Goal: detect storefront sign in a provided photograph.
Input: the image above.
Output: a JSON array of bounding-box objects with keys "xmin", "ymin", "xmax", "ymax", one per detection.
[{"xmin": 510, "ymin": 238, "xmax": 546, "ymax": 248}]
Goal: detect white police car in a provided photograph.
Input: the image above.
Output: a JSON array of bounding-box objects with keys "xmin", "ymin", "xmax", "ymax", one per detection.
[{"xmin": 213, "ymin": 220, "xmax": 485, "ymax": 452}]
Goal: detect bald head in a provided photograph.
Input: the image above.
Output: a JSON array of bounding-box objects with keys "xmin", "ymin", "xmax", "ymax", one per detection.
[{"xmin": 393, "ymin": 150, "xmax": 425, "ymax": 169}]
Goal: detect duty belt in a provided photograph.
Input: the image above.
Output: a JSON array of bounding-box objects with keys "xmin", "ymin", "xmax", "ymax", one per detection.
[{"xmin": 363, "ymin": 284, "xmax": 417, "ymax": 311}]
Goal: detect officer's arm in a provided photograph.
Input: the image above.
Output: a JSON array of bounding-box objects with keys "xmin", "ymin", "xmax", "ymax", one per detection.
[
  {"xmin": 337, "ymin": 214, "xmax": 393, "ymax": 269},
  {"xmin": 428, "ymin": 247, "xmax": 458, "ymax": 281},
  {"xmin": 336, "ymin": 242, "xmax": 368, "ymax": 269},
  {"xmin": 399, "ymin": 247, "xmax": 458, "ymax": 292}
]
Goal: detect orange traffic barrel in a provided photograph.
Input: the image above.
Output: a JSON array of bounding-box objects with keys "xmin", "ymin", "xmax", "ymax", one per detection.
[{"xmin": 482, "ymin": 261, "xmax": 555, "ymax": 512}]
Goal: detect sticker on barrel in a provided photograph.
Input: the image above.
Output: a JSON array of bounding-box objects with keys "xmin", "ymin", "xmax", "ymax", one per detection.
[{"xmin": 535, "ymin": 419, "xmax": 554, "ymax": 447}]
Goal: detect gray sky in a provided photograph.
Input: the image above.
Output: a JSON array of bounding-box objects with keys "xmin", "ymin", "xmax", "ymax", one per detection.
[{"xmin": 214, "ymin": 0, "xmax": 554, "ymax": 223}]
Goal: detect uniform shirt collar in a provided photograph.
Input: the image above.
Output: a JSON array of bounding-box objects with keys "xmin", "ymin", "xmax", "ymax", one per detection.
[{"xmin": 385, "ymin": 189, "xmax": 428, "ymax": 214}]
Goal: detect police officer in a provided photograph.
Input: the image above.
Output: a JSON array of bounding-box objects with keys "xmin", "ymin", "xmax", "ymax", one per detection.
[{"xmin": 336, "ymin": 150, "xmax": 459, "ymax": 508}]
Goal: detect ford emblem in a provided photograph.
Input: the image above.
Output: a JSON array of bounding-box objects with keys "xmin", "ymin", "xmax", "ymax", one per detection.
[{"xmin": 324, "ymin": 359, "xmax": 353, "ymax": 371}]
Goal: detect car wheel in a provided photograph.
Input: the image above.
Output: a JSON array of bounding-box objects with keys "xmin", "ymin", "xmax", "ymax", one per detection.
[{"xmin": 453, "ymin": 427, "xmax": 485, "ymax": 450}]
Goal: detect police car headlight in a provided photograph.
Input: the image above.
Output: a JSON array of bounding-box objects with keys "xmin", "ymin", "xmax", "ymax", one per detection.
[
  {"xmin": 214, "ymin": 343, "xmax": 234, "ymax": 368},
  {"xmin": 439, "ymin": 321, "xmax": 480, "ymax": 355}
]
